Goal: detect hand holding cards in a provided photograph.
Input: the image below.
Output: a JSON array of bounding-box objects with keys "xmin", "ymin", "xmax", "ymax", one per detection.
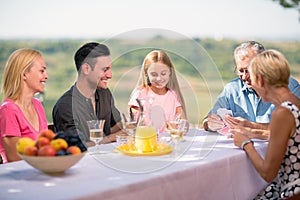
[
  {"xmin": 217, "ymin": 108, "xmax": 233, "ymax": 120},
  {"xmin": 216, "ymin": 108, "xmax": 233, "ymax": 136},
  {"xmin": 217, "ymin": 126, "xmax": 232, "ymax": 136}
]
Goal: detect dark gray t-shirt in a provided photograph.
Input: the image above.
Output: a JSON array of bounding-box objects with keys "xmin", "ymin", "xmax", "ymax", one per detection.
[{"xmin": 52, "ymin": 84, "xmax": 121, "ymax": 143}]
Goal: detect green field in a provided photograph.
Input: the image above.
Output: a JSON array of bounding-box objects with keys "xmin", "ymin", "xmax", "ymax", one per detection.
[{"xmin": 1, "ymin": 38, "xmax": 300, "ymax": 126}]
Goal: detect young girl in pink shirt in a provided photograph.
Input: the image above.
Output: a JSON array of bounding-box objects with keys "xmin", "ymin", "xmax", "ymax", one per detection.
[{"xmin": 128, "ymin": 50, "xmax": 187, "ymax": 132}]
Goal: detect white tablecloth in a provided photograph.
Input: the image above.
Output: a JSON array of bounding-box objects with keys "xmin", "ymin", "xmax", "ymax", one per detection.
[{"xmin": 0, "ymin": 129, "xmax": 268, "ymax": 200}]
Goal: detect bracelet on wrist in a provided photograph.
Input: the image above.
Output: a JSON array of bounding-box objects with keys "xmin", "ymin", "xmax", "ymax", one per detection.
[{"xmin": 241, "ymin": 139, "xmax": 253, "ymax": 150}]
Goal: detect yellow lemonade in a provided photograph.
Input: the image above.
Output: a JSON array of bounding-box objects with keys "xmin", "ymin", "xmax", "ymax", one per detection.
[{"xmin": 135, "ymin": 126, "xmax": 157, "ymax": 153}]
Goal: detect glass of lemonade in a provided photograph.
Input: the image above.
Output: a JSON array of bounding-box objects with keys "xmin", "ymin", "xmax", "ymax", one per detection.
[
  {"xmin": 87, "ymin": 120, "xmax": 105, "ymax": 152},
  {"xmin": 135, "ymin": 126, "xmax": 157, "ymax": 153}
]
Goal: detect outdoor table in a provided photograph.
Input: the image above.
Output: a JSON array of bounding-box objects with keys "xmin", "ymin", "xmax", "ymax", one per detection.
[{"xmin": 0, "ymin": 129, "xmax": 268, "ymax": 200}]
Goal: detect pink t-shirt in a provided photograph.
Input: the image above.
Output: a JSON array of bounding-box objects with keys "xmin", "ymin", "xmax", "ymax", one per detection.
[
  {"xmin": 128, "ymin": 88, "xmax": 181, "ymax": 131},
  {"xmin": 0, "ymin": 98, "xmax": 48, "ymax": 163}
]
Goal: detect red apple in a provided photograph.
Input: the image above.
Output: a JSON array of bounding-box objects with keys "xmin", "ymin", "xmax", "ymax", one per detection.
[
  {"xmin": 37, "ymin": 145, "xmax": 57, "ymax": 156},
  {"xmin": 38, "ymin": 129, "xmax": 56, "ymax": 140},
  {"xmin": 36, "ymin": 136, "xmax": 50, "ymax": 148},
  {"xmin": 67, "ymin": 146, "xmax": 81, "ymax": 155},
  {"xmin": 23, "ymin": 146, "xmax": 38, "ymax": 156}
]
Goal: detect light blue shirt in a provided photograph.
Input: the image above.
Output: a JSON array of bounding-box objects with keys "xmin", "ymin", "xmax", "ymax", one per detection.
[{"xmin": 208, "ymin": 77, "xmax": 300, "ymax": 123}]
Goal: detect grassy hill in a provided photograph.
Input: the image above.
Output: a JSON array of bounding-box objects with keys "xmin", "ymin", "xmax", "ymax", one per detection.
[{"xmin": 1, "ymin": 38, "xmax": 300, "ymax": 126}]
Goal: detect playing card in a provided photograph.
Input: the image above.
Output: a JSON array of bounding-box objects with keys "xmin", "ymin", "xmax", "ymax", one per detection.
[
  {"xmin": 217, "ymin": 108, "xmax": 233, "ymax": 120},
  {"xmin": 217, "ymin": 126, "xmax": 231, "ymax": 136}
]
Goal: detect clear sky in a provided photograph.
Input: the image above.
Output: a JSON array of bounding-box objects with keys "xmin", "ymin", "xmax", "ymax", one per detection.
[{"xmin": 0, "ymin": 0, "xmax": 299, "ymax": 41}]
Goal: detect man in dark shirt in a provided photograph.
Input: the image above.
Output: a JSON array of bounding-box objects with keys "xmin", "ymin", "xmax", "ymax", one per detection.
[{"xmin": 52, "ymin": 42, "xmax": 123, "ymax": 145}]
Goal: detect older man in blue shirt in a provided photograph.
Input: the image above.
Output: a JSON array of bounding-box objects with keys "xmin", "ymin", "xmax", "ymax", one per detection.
[{"xmin": 203, "ymin": 41, "xmax": 300, "ymax": 132}]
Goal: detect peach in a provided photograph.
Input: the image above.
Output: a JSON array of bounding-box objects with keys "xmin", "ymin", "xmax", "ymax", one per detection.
[
  {"xmin": 38, "ymin": 129, "xmax": 56, "ymax": 140},
  {"xmin": 23, "ymin": 146, "xmax": 38, "ymax": 156},
  {"xmin": 51, "ymin": 138, "xmax": 68, "ymax": 151},
  {"xmin": 67, "ymin": 146, "xmax": 81, "ymax": 155},
  {"xmin": 37, "ymin": 145, "xmax": 57, "ymax": 156},
  {"xmin": 36, "ymin": 136, "xmax": 50, "ymax": 148}
]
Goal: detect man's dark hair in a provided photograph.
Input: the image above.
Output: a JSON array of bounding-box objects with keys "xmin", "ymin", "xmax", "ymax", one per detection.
[{"xmin": 74, "ymin": 42, "xmax": 110, "ymax": 71}]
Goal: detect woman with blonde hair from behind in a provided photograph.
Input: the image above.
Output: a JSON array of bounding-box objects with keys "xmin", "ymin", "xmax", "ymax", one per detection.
[
  {"xmin": 0, "ymin": 48, "xmax": 48, "ymax": 164},
  {"xmin": 230, "ymin": 49, "xmax": 300, "ymax": 199},
  {"xmin": 128, "ymin": 50, "xmax": 187, "ymax": 132}
]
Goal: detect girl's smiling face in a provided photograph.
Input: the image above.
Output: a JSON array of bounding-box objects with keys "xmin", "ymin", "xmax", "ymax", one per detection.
[{"xmin": 147, "ymin": 62, "xmax": 170, "ymax": 90}]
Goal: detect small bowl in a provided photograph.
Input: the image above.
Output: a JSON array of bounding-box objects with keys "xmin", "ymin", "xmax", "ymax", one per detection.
[{"xmin": 18, "ymin": 153, "xmax": 86, "ymax": 174}]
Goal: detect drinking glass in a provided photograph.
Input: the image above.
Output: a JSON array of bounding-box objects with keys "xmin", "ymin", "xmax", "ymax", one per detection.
[
  {"xmin": 166, "ymin": 119, "xmax": 187, "ymax": 155},
  {"xmin": 116, "ymin": 135, "xmax": 129, "ymax": 147},
  {"xmin": 122, "ymin": 113, "xmax": 137, "ymax": 137},
  {"xmin": 87, "ymin": 120, "xmax": 105, "ymax": 153}
]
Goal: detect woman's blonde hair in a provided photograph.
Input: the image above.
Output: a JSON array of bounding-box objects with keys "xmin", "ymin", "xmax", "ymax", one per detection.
[
  {"xmin": 135, "ymin": 50, "xmax": 186, "ymax": 116},
  {"xmin": 249, "ymin": 49, "xmax": 290, "ymax": 88},
  {"xmin": 1, "ymin": 48, "xmax": 42, "ymax": 101}
]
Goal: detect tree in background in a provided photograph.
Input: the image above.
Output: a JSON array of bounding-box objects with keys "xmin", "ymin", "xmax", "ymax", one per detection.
[{"xmin": 273, "ymin": 0, "xmax": 300, "ymax": 21}]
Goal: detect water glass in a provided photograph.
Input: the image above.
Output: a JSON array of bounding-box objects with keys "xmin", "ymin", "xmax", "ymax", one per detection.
[{"xmin": 87, "ymin": 120, "xmax": 105, "ymax": 152}]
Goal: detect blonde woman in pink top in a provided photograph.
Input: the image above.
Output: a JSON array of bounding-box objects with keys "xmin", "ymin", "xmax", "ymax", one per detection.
[
  {"xmin": 128, "ymin": 50, "xmax": 187, "ymax": 132},
  {"xmin": 0, "ymin": 48, "xmax": 48, "ymax": 164}
]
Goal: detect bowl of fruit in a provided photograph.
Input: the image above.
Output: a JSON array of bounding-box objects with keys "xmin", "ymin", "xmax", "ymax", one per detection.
[{"xmin": 17, "ymin": 129, "xmax": 87, "ymax": 174}]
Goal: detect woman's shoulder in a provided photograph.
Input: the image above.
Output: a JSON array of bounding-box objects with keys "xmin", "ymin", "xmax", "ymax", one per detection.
[
  {"xmin": 0, "ymin": 99, "xmax": 22, "ymax": 119},
  {"xmin": 281, "ymin": 101, "xmax": 300, "ymax": 114},
  {"xmin": 0, "ymin": 99, "xmax": 18, "ymax": 111},
  {"xmin": 273, "ymin": 103, "xmax": 296, "ymax": 122}
]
